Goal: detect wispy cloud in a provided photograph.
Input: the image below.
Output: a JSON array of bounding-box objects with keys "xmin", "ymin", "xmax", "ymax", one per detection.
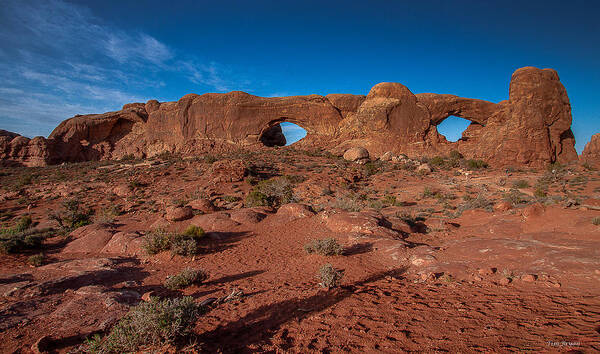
[{"xmin": 0, "ymin": 0, "xmax": 246, "ymax": 138}]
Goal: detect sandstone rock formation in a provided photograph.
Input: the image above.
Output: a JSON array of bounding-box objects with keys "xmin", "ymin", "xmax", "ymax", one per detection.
[
  {"xmin": 581, "ymin": 134, "xmax": 600, "ymax": 164},
  {"xmin": 343, "ymin": 147, "xmax": 370, "ymax": 162},
  {"xmin": 0, "ymin": 67, "xmax": 578, "ymax": 167}
]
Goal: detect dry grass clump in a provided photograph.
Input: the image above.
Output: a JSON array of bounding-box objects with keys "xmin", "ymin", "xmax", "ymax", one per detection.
[
  {"xmin": 142, "ymin": 226, "xmax": 205, "ymax": 256},
  {"xmin": 318, "ymin": 264, "xmax": 344, "ymax": 288},
  {"xmin": 245, "ymin": 176, "xmax": 296, "ymax": 207},
  {"xmin": 457, "ymin": 194, "xmax": 494, "ymax": 213},
  {"xmin": 304, "ymin": 238, "xmax": 343, "ymax": 256},
  {"xmin": 164, "ymin": 268, "xmax": 209, "ymax": 290}
]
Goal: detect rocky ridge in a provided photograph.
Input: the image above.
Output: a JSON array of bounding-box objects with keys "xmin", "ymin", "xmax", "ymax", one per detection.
[{"xmin": 1, "ymin": 67, "xmax": 579, "ymax": 167}]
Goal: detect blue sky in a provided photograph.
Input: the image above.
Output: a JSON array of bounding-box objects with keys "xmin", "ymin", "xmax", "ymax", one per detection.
[{"xmin": 0, "ymin": 0, "xmax": 598, "ymax": 152}]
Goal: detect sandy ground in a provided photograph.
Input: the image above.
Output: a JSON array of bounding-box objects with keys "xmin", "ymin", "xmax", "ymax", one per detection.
[{"xmin": 1, "ymin": 148, "xmax": 599, "ymax": 352}]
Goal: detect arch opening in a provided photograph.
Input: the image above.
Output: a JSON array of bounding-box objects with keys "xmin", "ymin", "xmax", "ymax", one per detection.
[
  {"xmin": 436, "ymin": 115, "xmax": 471, "ymax": 142},
  {"xmin": 259, "ymin": 121, "xmax": 307, "ymax": 147}
]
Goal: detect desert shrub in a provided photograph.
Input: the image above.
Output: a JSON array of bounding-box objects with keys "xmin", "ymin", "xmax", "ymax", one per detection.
[
  {"xmin": 85, "ymin": 296, "xmax": 200, "ymax": 353},
  {"xmin": 0, "ymin": 216, "xmax": 53, "ymax": 254},
  {"xmin": 182, "ymin": 225, "xmax": 205, "ymax": 239},
  {"xmin": 503, "ymin": 189, "xmax": 529, "ymax": 205},
  {"xmin": 383, "ymin": 195, "xmax": 405, "ymax": 207},
  {"xmin": 318, "ymin": 264, "xmax": 344, "ymax": 288},
  {"xmin": 95, "ymin": 205, "xmax": 122, "ymax": 225},
  {"xmin": 592, "ymin": 217, "xmax": 600, "ymax": 226},
  {"xmin": 170, "ymin": 234, "xmax": 199, "ymax": 256},
  {"xmin": 464, "ymin": 159, "xmax": 488, "ymax": 170},
  {"xmin": 457, "ymin": 194, "xmax": 493, "ymax": 213},
  {"xmin": 304, "ymin": 238, "xmax": 343, "ymax": 256},
  {"xmin": 4, "ymin": 215, "xmax": 33, "ymax": 234},
  {"xmin": 422, "ymin": 187, "xmax": 442, "ymax": 199},
  {"xmin": 330, "ymin": 192, "xmax": 366, "ymax": 212},
  {"xmin": 429, "ymin": 156, "xmax": 445, "ymax": 167},
  {"xmin": 362, "ymin": 160, "xmax": 385, "ymax": 176},
  {"xmin": 223, "ymin": 195, "xmax": 241, "ymax": 203},
  {"xmin": 143, "ymin": 227, "xmax": 205, "ymax": 256},
  {"xmin": 448, "ymin": 150, "xmax": 463, "ymax": 160},
  {"xmin": 0, "ymin": 228, "xmax": 52, "ymax": 254},
  {"xmin": 28, "ymin": 253, "xmax": 44, "ymax": 267},
  {"xmin": 512, "ymin": 179, "xmax": 530, "ymax": 189},
  {"xmin": 245, "ymin": 177, "xmax": 295, "ymax": 207},
  {"xmin": 142, "ymin": 229, "xmax": 172, "ymax": 255},
  {"xmin": 164, "ymin": 268, "xmax": 208, "ymax": 290},
  {"xmin": 49, "ymin": 199, "xmax": 93, "ymax": 230},
  {"xmin": 534, "ymin": 186, "xmax": 547, "ymax": 198}
]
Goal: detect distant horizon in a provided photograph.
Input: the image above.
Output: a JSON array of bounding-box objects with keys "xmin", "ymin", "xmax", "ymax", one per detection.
[{"xmin": 1, "ymin": 0, "xmax": 598, "ymax": 153}]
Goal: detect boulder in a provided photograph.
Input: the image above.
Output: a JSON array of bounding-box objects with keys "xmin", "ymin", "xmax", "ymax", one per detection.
[
  {"xmin": 276, "ymin": 203, "xmax": 316, "ymax": 221},
  {"xmin": 190, "ymin": 212, "xmax": 240, "ymax": 231},
  {"xmin": 228, "ymin": 208, "xmax": 267, "ymax": 224},
  {"xmin": 165, "ymin": 206, "xmax": 193, "ymax": 221},
  {"xmin": 343, "ymin": 147, "xmax": 369, "ymax": 162},
  {"xmin": 62, "ymin": 225, "xmax": 116, "ymax": 253},
  {"xmin": 322, "ymin": 210, "xmax": 398, "ymax": 238},
  {"xmin": 188, "ymin": 198, "xmax": 217, "ymax": 213},
  {"xmin": 100, "ymin": 232, "xmax": 145, "ymax": 256}
]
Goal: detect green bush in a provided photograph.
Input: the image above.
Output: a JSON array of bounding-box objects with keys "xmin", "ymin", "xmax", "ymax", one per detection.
[
  {"xmin": 85, "ymin": 296, "xmax": 200, "ymax": 353},
  {"xmin": 245, "ymin": 177, "xmax": 295, "ymax": 207},
  {"xmin": 429, "ymin": 156, "xmax": 445, "ymax": 167},
  {"xmin": 182, "ymin": 225, "xmax": 205, "ymax": 239},
  {"xmin": 362, "ymin": 160, "xmax": 384, "ymax": 176},
  {"xmin": 164, "ymin": 268, "xmax": 208, "ymax": 290},
  {"xmin": 464, "ymin": 159, "xmax": 488, "ymax": 170},
  {"xmin": 142, "ymin": 229, "xmax": 171, "ymax": 255},
  {"xmin": 0, "ymin": 217, "xmax": 53, "ymax": 254},
  {"xmin": 304, "ymin": 238, "xmax": 343, "ymax": 256},
  {"xmin": 170, "ymin": 234, "xmax": 198, "ymax": 256},
  {"xmin": 318, "ymin": 264, "xmax": 344, "ymax": 288},
  {"xmin": 592, "ymin": 217, "xmax": 600, "ymax": 226},
  {"xmin": 143, "ymin": 227, "xmax": 205, "ymax": 256},
  {"xmin": 49, "ymin": 199, "xmax": 92, "ymax": 230},
  {"xmin": 28, "ymin": 253, "xmax": 44, "ymax": 267}
]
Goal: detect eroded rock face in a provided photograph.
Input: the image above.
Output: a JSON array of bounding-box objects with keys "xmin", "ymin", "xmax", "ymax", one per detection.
[
  {"xmin": 581, "ymin": 134, "xmax": 600, "ymax": 164},
  {"xmin": 0, "ymin": 67, "xmax": 578, "ymax": 167}
]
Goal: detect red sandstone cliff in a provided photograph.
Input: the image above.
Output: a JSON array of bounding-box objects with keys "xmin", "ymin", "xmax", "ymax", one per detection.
[{"xmin": 0, "ymin": 67, "xmax": 578, "ymax": 167}]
